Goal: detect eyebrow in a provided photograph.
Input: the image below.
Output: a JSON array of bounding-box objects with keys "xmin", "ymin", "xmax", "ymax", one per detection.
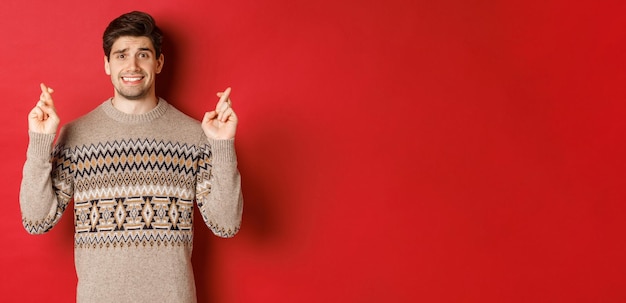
[
  {"xmin": 137, "ymin": 47, "xmax": 154, "ymax": 53},
  {"xmin": 111, "ymin": 47, "xmax": 155, "ymax": 55}
]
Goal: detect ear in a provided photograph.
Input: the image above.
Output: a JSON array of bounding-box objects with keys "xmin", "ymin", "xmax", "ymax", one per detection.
[
  {"xmin": 104, "ymin": 56, "xmax": 111, "ymax": 75},
  {"xmin": 156, "ymin": 53, "xmax": 165, "ymax": 74}
]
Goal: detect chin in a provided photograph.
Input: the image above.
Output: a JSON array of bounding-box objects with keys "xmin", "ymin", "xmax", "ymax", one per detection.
[{"xmin": 117, "ymin": 89, "xmax": 149, "ymax": 100}]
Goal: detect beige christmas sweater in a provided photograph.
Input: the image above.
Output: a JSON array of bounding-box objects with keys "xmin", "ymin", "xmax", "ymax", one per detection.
[{"xmin": 19, "ymin": 99, "xmax": 243, "ymax": 303}]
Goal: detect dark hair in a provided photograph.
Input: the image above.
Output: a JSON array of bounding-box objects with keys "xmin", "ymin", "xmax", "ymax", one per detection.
[{"xmin": 103, "ymin": 11, "xmax": 163, "ymax": 60}]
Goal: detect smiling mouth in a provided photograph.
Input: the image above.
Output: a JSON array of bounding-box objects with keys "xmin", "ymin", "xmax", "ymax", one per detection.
[{"xmin": 122, "ymin": 76, "xmax": 144, "ymax": 82}]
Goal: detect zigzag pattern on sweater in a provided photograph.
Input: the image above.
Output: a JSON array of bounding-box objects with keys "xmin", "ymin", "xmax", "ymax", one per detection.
[
  {"xmin": 75, "ymin": 229, "xmax": 194, "ymax": 249},
  {"xmin": 41, "ymin": 138, "xmax": 214, "ymax": 249},
  {"xmin": 70, "ymin": 138, "xmax": 208, "ymax": 178}
]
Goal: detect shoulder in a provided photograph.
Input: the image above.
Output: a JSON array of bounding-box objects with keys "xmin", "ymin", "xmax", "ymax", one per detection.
[
  {"xmin": 163, "ymin": 102, "xmax": 200, "ymax": 125},
  {"xmin": 64, "ymin": 100, "xmax": 111, "ymax": 127},
  {"xmin": 160, "ymin": 101, "xmax": 207, "ymax": 143},
  {"xmin": 161, "ymin": 102, "xmax": 204, "ymax": 136},
  {"xmin": 57, "ymin": 102, "xmax": 109, "ymax": 143}
]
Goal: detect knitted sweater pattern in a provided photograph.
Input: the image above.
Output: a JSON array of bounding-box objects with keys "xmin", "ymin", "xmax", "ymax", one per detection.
[{"xmin": 19, "ymin": 99, "xmax": 243, "ymax": 303}]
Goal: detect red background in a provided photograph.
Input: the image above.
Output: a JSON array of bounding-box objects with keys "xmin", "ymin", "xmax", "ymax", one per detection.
[{"xmin": 2, "ymin": 0, "xmax": 626, "ymax": 302}]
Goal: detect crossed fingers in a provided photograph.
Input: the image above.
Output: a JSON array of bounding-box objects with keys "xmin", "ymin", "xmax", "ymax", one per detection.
[
  {"xmin": 37, "ymin": 83, "xmax": 55, "ymax": 110},
  {"xmin": 215, "ymin": 87, "xmax": 233, "ymax": 122}
]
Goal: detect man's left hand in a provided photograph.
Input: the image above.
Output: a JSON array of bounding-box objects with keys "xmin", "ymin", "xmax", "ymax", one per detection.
[{"xmin": 202, "ymin": 87, "xmax": 238, "ymax": 140}]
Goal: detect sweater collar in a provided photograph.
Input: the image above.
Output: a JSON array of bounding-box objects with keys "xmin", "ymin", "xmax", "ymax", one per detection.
[{"xmin": 101, "ymin": 98, "xmax": 169, "ymax": 124}]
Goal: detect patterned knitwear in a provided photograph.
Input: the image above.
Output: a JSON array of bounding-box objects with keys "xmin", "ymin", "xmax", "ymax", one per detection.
[{"xmin": 19, "ymin": 99, "xmax": 243, "ymax": 303}]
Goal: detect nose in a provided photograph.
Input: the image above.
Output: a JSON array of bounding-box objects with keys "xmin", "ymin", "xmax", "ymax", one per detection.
[{"xmin": 126, "ymin": 57, "xmax": 140, "ymax": 72}]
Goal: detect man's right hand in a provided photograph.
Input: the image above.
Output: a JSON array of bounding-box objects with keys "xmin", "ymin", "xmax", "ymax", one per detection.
[{"xmin": 28, "ymin": 83, "xmax": 60, "ymax": 134}]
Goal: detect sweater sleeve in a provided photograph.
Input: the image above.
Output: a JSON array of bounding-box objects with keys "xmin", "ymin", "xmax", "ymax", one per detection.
[
  {"xmin": 19, "ymin": 131, "xmax": 74, "ymax": 234},
  {"xmin": 196, "ymin": 138, "xmax": 243, "ymax": 238}
]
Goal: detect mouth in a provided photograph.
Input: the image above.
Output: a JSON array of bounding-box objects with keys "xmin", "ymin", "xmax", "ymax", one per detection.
[{"xmin": 121, "ymin": 75, "xmax": 144, "ymax": 84}]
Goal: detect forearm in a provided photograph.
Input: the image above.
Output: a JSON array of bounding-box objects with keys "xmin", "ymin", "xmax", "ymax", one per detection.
[
  {"xmin": 19, "ymin": 132, "xmax": 70, "ymax": 234},
  {"xmin": 197, "ymin": 139, "xmax": 243, "ymax": 238}
]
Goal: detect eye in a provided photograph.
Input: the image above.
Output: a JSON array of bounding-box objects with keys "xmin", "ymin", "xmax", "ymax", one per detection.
[
  {"xmin": 117, "ymin": 54, "xmax": 126, "ymax": 59},
  {"xmin": 138, "ymin": 52, "xmax": 149, "ymax": 58}
]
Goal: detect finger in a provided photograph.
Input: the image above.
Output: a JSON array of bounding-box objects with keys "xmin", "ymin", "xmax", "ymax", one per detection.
[
  {"xmin": 217, "ymin": 101, "xmax": 231, "ymax": 122},
  {"xmin": 217, "ymin": 93, "xmax": 233, "ymax": 107},
  {"xmin": 40, "ymin": 83, "xmax": 49, "ymax": 98},
  {"xmin": 220, "ymin": 107, "xmax": 237, "ymax": 122},
  {"xmin": 202, "ymin": 111, "xmax": 218, "ymax": 124},
  {"xmin": 36, "ymin": 98, "xmax": 55, "ymax": 114},
  {"xmin": 29, "ymin": 106, "xmax": 45, "ymax": 121},
  {"xmin": 39, "ymin": 83, "xmax": 55, "ymax": 106},
  {"xmin": 216, "ymin": 89, "xmax": 232, "ymax": 121},
  {"xmin": 216, "ymin": 87, "xmax": 232, "ymax": 108},
  {"xmin": 216, "ymin": 98, "xmax": 230, "ymax": 116},
  {"xmin": 35, "ymin": 100, "xmax": 59, "ymax": 122}
]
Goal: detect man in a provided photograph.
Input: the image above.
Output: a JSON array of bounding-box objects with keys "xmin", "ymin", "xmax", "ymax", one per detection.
[{"xmin": 19, "ymin": 11, "xmax": 243, "ymax": 303}]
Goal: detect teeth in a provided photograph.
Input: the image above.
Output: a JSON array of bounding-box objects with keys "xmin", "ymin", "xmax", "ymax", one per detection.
[{"xmin": 123, "ymin": 77, "xmax": 141, "ymax": 81}]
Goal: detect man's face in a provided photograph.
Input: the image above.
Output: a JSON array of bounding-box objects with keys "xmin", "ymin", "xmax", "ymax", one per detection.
[{"xmin": 104, "ymin": 36, "xmax": 164, "ymax": 101}]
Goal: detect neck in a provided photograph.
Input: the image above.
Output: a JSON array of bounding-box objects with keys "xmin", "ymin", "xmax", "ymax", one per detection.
[{"xmin": 111, "ymin": 95, "xmax": 159, "ymax": 115}]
